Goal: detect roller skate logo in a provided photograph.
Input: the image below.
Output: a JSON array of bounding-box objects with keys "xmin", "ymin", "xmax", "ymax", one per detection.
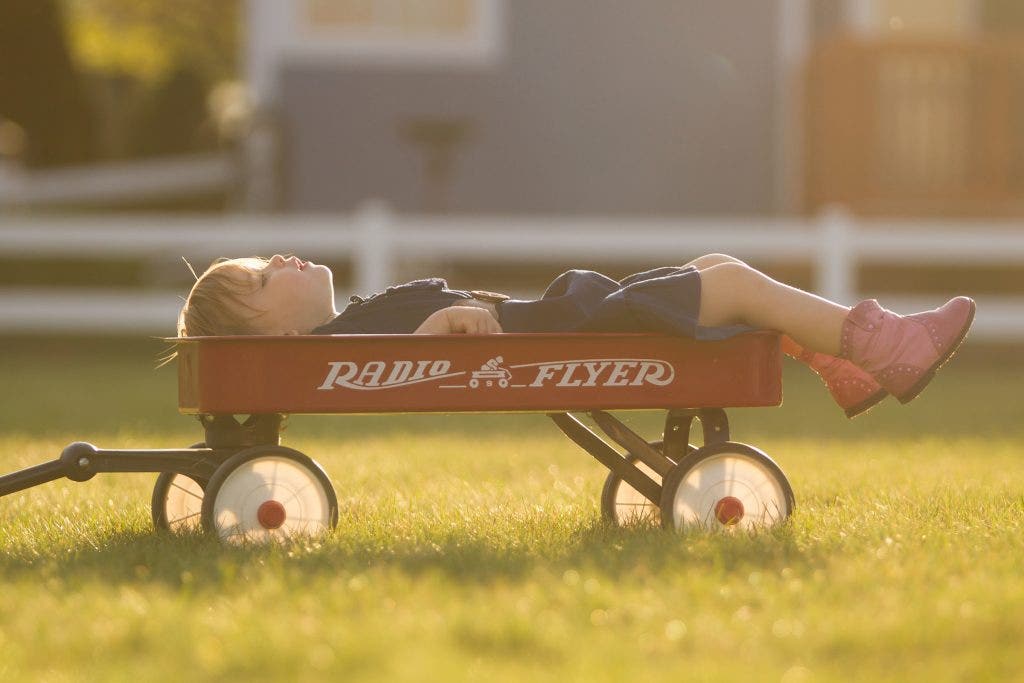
[{"xmin": 469, "ymin": 356, "xmax": 511, "ymax": 389}]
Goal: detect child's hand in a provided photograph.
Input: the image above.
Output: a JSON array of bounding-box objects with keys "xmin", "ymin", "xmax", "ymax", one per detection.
[{"xmin": 414, "ymin": 306, "xmax": 503, "ymax": 334}]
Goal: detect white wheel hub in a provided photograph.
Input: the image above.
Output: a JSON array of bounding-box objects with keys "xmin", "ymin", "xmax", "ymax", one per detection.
[
  {"xmin": 211, "ymin": 455, "xmax": 333, "ymax": 543},
  {"xmin": 666, "ymin": 452, "xmax": 790, "ymax": 531}
]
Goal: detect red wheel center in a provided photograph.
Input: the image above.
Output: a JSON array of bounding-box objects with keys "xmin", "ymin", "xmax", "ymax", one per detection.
[
  {"xmin": 714, "ymin": 496, "xmax": 744, "ymax": 526},
  {"xmin": 257, "ymin": 500, "xmax": 287, "ymax": 529}
]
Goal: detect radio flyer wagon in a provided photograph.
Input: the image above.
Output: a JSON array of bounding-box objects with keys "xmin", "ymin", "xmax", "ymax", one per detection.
[{"xmin": 0, "ymin": 332, "xmax": 793, "ymax": 543}]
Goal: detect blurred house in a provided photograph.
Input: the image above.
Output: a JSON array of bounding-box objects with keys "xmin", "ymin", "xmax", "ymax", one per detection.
[
  {"xmin": 245, "ymin": 0, "xmax": 791, "ymax": 215},
  {"xmin": 243, "ymin": 0, "xmax": 1024, "ymax": 218},
  {"xmin": 806, "ymin": 0, "xmax": 1024, "ymax": 217}
]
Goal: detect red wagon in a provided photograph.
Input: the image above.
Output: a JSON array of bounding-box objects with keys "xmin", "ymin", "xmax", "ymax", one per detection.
[{"xmin": 0, "ymin": 332, "xmax": 793, "ymax": 543}]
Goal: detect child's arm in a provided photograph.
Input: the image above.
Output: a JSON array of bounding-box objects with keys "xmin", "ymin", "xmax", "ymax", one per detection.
[{"xmin": 414, "ymin": 306, "xmax": 503, "ymax": 334}]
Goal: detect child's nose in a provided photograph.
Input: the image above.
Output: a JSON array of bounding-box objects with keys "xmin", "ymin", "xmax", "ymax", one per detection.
[{"xmin": 269, "ymin": 254, "xmax": 285, "ymax": 267}]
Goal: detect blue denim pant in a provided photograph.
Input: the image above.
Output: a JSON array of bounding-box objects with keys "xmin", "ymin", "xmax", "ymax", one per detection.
[{"xmin": 497, "ymin": 267, "xmax": 753, "ymax": 340}]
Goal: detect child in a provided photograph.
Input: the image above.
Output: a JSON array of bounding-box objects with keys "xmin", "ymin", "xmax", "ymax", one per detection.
[{"xmin": 177, "ymin": 253, "xmax": 975, "ymax": 418}]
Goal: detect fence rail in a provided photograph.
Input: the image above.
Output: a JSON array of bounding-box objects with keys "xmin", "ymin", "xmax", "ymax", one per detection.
[
  {"xmin": 0, "ymin": 203, "xmax": 1021, "ymax": 339},
  {"xmin": 0, "ymin": 153, "xmax": 234, "ymax": 207}
]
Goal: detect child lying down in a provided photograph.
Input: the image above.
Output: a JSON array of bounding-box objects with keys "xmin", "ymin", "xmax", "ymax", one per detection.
[{"xmin": 177, "ymin": 253, "xmax": 975, "ymax": 419}]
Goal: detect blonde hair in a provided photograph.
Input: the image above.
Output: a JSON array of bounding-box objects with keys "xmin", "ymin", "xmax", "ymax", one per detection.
[{"xmin": 176, "ymin": 257, "xmax": 269, "ymax": 337}]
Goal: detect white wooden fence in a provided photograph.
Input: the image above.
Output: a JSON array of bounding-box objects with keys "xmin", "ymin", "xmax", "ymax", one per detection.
[
  {"xmin": 0, "ymin": 201, "xmax": 1022, "ymax": 338},
  {"xmin": 0, "ymin": 154, "xmax": 235, "ymax": 208}
]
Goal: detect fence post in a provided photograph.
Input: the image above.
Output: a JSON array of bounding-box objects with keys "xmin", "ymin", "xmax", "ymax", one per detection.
[
  {"xmin": 353, "ymin": 199, "xmax": 394, "ymax": 295},
  {"xmin": 0, "ymin": 158, "xmax": 23, "ymax": 214},
  {"xmin": 241, "ymin": 111, "xmax": 278, "ymax": 211},
  {"xmin": 816, "ymin": 205, "xmax": 855, "ymax": 304}
]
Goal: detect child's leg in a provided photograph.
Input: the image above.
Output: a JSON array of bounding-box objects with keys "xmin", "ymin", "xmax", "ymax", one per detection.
[
  {"xmin": 696, "ymin": 262, "xmax": 849, "ymax": 355},
  {"xmin": 682, "ymin": 253, "xmax": 747, "ymax": 271},
  {"xmin": 683, "ymin": 254, "xmax": 846, "ymax": 352},
  {"xmin": 684, "ymin": 262, "xmax": 887, "ymax": 417},
  {"xmin": 685, "ymin": 255, "xmax": 844, "ymax": 360},
  {"xmin": 697, "ymin": 261, "xmax": 976, "ymax": 405}
]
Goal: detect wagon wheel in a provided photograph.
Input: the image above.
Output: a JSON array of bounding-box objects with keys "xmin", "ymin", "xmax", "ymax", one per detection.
[
  {"xmin": 201, "ymin": 445, "xmax": 338, "ymax": 544},
  {"xmin": 600, "ymin": 440, "xmax": 694, "ymax": 526},
  {"xmin": 659, "ymin": 442, "xmax": 794, "ymax": 532},
  {"xmin": 151, "ymin": 442, "xmax": 208, "ymax": 532}
]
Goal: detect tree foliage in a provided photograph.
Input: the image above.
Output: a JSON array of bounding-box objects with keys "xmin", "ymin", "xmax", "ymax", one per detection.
[
  {"xmin": 64, "ymin": 0, "xmax": 240, "ymax": 83},
  {"xmin": 0, "ymin": 0, "xmax": 97, "ymax": 166}
]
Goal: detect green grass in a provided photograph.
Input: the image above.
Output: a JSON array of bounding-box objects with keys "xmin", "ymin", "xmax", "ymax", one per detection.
[{"xmin": 0, "ymin": 337, "xmax": 1022, "ymax": 682}]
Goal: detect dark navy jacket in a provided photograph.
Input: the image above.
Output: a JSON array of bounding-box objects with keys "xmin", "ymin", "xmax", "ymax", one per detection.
[
  {"xmin": 312, "ymin": 278, "xmax": 471, "ymax": 334},
  {"xmin": 311, "ymin": 268, "xmax": 752, "ymax": 340}
]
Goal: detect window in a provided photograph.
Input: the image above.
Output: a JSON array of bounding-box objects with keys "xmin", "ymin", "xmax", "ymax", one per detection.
[
  {"xmin": 304, "ymin": 0, "xmax": 477, "ymax": 37},
  {"xmin": 289, "ymin": 0, "xmax": 504, "ymax": 65}
]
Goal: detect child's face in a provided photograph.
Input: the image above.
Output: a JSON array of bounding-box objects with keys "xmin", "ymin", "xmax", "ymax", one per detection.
[{"xmin": 235, "ymin": 254, "xmax": 337, "ymax": 334}]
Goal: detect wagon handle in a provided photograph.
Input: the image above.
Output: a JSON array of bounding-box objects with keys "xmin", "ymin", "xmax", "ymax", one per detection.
[{"xmin": 0, "ymin": 443, "xmax": 221, "ymax": 498}]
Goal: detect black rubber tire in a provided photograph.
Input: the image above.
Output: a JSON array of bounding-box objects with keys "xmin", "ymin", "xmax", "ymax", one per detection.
[
  {"xmin": 151, "ymin": 442, "xmax": 208, "ymax": 532},
  {"xmin": 201, "ymin": 444, "xmax": 338, "ymax": 543},
  {"xmin": 659, "ymin": 441, "xmax": 795, "ymax": 532}
]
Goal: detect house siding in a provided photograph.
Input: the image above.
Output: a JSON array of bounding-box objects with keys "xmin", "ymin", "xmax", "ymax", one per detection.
[{"xmin": 279, "ymin": 1, "xmax": 781, "ymax": 214}]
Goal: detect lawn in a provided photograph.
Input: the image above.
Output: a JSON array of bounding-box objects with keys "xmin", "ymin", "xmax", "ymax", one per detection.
[{"xmin": 0, "ymin": 337, "xmax": 1022, "ymax": 682}]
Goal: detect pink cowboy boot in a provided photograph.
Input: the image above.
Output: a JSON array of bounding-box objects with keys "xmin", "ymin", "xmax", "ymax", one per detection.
[
  {"xmin": 839, "ymin": 297, "xmax": 976, "ymax": 404},
  {"xmin": 781, "ymin": 336, "xmax": 888, "ymax": 418}
]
